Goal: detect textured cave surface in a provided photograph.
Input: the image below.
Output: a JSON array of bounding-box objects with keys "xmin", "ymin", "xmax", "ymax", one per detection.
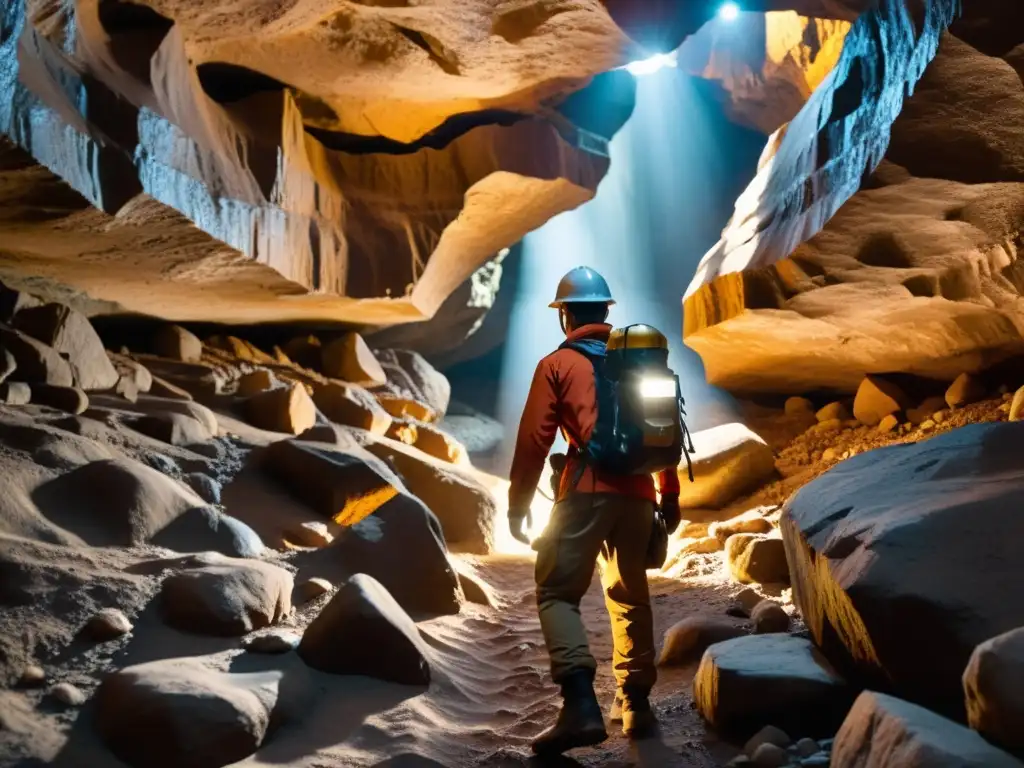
[
  {"xmin": 685, "ymin": 3, "xmax": 1024, "ymax": 395},
  {"xmin": 2, "ymin": 0, "xmax": 882, "ymax": 338}
]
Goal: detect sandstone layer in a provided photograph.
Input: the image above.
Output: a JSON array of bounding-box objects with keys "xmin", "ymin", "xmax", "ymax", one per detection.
[{"xmin": 685, "ymin": 4, "xmax": 1024, "ymax": 395}]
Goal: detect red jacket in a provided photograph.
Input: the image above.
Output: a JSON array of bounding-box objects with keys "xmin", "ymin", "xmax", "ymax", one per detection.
[{"xmin": 508, "ymin": 323, "xmax": 680, "ymax": 511}]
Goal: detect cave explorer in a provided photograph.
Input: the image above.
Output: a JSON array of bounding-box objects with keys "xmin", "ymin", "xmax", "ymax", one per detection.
[{"xmin": 507, "ymin": 265, "xmax": 692, "ymax": 756}]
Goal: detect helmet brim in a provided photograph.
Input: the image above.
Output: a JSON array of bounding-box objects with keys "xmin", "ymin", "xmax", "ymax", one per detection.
[{"xmin": 549, "ymin": 298, "xmax": 616, "ymax": 308}]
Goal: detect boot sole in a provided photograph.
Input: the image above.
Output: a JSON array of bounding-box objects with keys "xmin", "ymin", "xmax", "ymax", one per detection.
[{"xmin": 531, "ymin": 726, "xmax": 608, "ymax": 756}]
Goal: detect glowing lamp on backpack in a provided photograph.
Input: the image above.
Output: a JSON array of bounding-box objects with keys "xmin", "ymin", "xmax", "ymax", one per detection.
[{"xmin": 640, "ymin": 377, "xmax": 677, "ymax": 399}]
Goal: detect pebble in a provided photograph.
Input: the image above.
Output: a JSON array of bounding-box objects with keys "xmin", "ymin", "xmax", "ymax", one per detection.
[
  {"xmin": 243, "ymin": 631, "xmax": 301, "ymax": 654},
  {"xmin": 297, "ymin": 577, "xmax": 333, "ymax": 603},
  {"xmin": 19, "ymin": 665, "xmax": 45, "ymax": 687},
  {"xmin": 85, "ymin": 608, "xmax": 133, "ymax": 641},
  {"xmin": 751, "ymin": 742, "xmax": 790, "ymax": 767},
  {"xmin": 801, "ymin": 754, "xmax": 829, "ymax": 766},
  {"xmin": 919, "ymin": 419, "xmax": 936, "ymax": 431},
  {"xmin": 752, "ymin": 600, "xmax": 790, "ymax": 634},
  {"xmin": 745, "ymin": 725, "xmax": 792, "ymax": 755},
  {"xmin": 51, "ymin": 683, "xmax": 86, "ymax": 706},
  {"xmin": 794, "ymin": 737, "xmax": 820, "ymax": 757},
  {"xmin": 821, "ymin": 448, "xmax": 837, "ymax": 462}
]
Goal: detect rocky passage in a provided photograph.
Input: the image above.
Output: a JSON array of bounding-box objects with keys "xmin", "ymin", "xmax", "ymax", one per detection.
[{"xmin": 0, "ymin": 283, "xmax": 1023, "ymax": 768}]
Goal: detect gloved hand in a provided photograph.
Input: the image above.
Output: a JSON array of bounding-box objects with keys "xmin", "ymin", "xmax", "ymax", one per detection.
[
  {"xmin": 659, "ymin": 493, "xmax": 680, "ymax": 535},
  {"xmin": 508, "ymin": 505, "xmax": 533, "ymax": 545}
]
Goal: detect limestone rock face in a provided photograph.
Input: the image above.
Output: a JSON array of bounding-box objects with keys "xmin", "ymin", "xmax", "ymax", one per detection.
[
  {"xmin": 685, "ymin": 15, "xmax": 1024, "ymax": 395},
  {"xmin": 781, "ymin": 422, "xmax": 1024, "ymax": 719},
  {"xmin": 0, "ymin": 0, "xmax": 637, "ymax": 326}
]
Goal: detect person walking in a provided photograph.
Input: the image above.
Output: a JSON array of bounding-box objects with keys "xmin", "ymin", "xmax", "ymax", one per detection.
[{"xmin": 507, "ymin": 266, "xmax": 681, "ymax": 756}]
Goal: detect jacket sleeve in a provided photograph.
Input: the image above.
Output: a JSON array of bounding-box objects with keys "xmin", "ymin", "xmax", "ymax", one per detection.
[
  {"xmin": 656, "ymin": 468, "xmax": 680, "ymax": 496},
  {"xmin": 508, "ymin": 358, "xmax": 560, "ymax": 512}
]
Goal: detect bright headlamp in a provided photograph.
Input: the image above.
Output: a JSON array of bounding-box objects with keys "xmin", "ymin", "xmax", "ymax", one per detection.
[{"xmin": 639, "ymin": 376, "xmax": 676, "ymax": 399}]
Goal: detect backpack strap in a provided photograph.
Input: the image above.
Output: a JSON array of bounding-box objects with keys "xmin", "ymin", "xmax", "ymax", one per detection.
[{"xmin": 557, "ymin": 338, "xmax": 607, "ymax": 492}]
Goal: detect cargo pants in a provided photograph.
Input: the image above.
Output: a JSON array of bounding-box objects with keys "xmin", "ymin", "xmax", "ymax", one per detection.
[{"xmin": 534, "ymin": 492, "xmax": 657, "ymax": 694}]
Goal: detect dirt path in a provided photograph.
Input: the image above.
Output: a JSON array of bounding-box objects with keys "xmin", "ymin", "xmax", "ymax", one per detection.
[{"xmin": 422, "ymin": 554, "xmax": 741, "ymax": 767}]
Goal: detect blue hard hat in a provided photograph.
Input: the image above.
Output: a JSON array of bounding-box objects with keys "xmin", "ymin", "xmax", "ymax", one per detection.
[{"xmin": 549, "ymin": 266, "xmax": 615, "ymax": 308}]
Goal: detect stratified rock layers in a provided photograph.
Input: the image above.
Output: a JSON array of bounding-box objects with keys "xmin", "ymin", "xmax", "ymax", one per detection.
[{"xmin": 685, "ymin": 4, "xmax": 1024, "ymax": 395}]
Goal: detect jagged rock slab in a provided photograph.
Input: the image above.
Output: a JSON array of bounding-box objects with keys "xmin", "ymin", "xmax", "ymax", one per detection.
[
  {"xmin": 781, "ymin": 422, "xmax": 1024, "ymax": 719},
  {"xmin": 831, "ymin": 691, "xmax": 1023, "ymax": 768}
]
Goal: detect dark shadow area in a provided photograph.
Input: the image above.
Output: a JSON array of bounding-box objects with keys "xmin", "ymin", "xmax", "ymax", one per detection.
[
  {"xmin": 553, "ymin": 69, "xmax": 637, "ymax": 142},
  {"xmin": 96, "ymin": 0, "xmax": 174, "ymax": 86},
  {"xmin": 196, "ymin": 62, "xmax": 289, "ymax": 104}
]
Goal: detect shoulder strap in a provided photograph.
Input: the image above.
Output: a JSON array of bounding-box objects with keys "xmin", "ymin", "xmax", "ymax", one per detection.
[{"xmin": 558, "ymin": 338, "xmax": 607, "ymax": 360}]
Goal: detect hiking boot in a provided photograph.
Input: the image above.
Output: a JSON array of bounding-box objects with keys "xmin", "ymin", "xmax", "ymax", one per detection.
[
  {"xmin": 531, "ymin": 671, "xmax": 608, "ymax": 755},
  {"xmin": 621, "ymin": 692, "xmax": 657, "ymax": 739}
]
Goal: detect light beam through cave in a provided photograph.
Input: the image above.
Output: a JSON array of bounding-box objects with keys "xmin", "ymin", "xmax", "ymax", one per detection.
[{"xmin": 494, "ymin": 63, "xmax": 766, "ymax": 504}]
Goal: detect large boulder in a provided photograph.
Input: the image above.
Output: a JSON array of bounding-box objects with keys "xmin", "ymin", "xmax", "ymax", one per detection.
[
  {"xmin": 151, "ymin": 507, "xmax": 264, "ymax": 559},
  {"xmin": 95, "ymin": 656, "xmax": 307, "ymax": 768},
  {"xmin": 677, "ymin": 423, "xmax": 776, "ymax": 509},
  {"xmin": 781, "ymin": 422, "xmax": 1024, "ymax": 718},
  {"xmin": 320, "ymin": 333, "xmax": 386, "ymax": 387},
  {"xmin": 374, "ymin": 349, "xmax": 451, "ymax": 419},
  {"xmin": 311, "ymin": 381, "xmax": 392, "ymax": 434},
  {"xmin": 108, "ymin": 353, "xmax": 153, "ymax": 393},
  {"xmin": 263, "ymin": 438, "xmax": 404, "ymax": 527},
  {"xmin": 152, "ymin": 325, "xmax": 202, "ymax": 363},
  {"xmin": 297, "ymin": 494, "xmax": 461, "ymax": 618},
  {"xmin": 0, "ymin": 327, "xmax": 73, "ymax": 386},
  {"xmin": 13, "ymin": 304, "xmax": 118, "ymax": 390},
  {"xmin": 852, "ymin": 375, "xmax": 909, "ymax": 426},
  {"xmin": 31, "ymin": 457, "xmax": 205, "ymax": 547},
  {"xmin": 963, "ymin": 627, "xmax": 1024, "ymax": 753},
  {"xmin": 299, "ymin": 573, "xmax": 430, "ymax": 685},
  {"xmin": 831, "ymin": 691, "xmax": 1023, "ymax": 768},
  {"xmin": 160, "ymin": 557, "xmax": 293, "ymax": 636},
  {"xmin": 244, "ymin": 382, "xmax": 316, "ymax": 435},
  {"xmin": 356, "ymin": 433, "xmax": 497, "ymax": 554},
  {"xmin": 693, "ymin": 634, "xmax": 852, "ymax": 739},
  {"xmin": 725, "ymin": 534, "xmax": 790, "ymax": 585}
]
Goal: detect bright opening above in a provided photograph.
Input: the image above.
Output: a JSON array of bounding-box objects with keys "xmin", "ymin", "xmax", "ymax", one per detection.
[
  {"xmin": 718, "ymin": 1, "xmax": 740, "ymax": 21},
  {"xmin": 624, "ymin": 51, "xmax": 677, "ymax": 77}
]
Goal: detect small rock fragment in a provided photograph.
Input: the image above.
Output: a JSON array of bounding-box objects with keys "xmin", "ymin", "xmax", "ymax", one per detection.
[
  {"xmin": 945, "ymin": 372, "xmax": 984, "ymax": 408},
  {"xmin": 751, "ymin": 600, "xmax": 790, "ymax": 634},
  {"xmin": 184, "ymin": 473, "xmax": 222, "ymax": 505},
  {"xmin": 152, "ymin": 324, "xmax": 202, "ymax": 363},
  {"xmin": 745, "ymin": 725, "xmax": 792, "ymax": 754},
  {"xmin": 320, "ymin": 332, "xmax": 387, "ymax": 387},
  {"xmin": 297, "ymin": 577, "xmax": 333, "ymax": 603},
  {"xmin": 683, "ymin": 536, "xmax": 723, "ymax": 554},
  {"xmin": 237, "ymin": 369, "xmax": 277, "ymax": 396},
  {"xmin": 245, "ymin": 382, "xmax": 316, "ymax": 435},
  {"xmin": 877, "ymin": 414, "xmax": 898, "ymax": 434},
  {"xmin": 750, "ymin": 743, "xmax": 789, "ymax": 767},
  {"xmin": 918, "ymin": 419, "xmax": 935, "ymax": 431},
  {"xmin": 815, "ymin": 402, "xmax": 850, "ymax": 422},
  {"xmin": 243, "ymin": 631, "xmax": 300, "ymax": 654},
  {"xmin": 853, "ymin": 376, "xmax": 908, "ymax": 426},
  {"xmin": 0, "ymin": 381, "xmax": 31, "ymax": 405},
  {"xmin": 1010, "ymin": 386, "xmax": 1024, "ymax": 421},
  {"xmin": 287, "ymin": 521, "xmax": 334, "ymax": 548},
  {"xmin": 658, "ymin": 616, "xmax": 747, "ymax": 666},
  {"xmin": 20, "ymin": 665, "xmax": 45, "ymax": 687},
  {"xmin": 31, "ymin": 384, "xmax": 88, "ymax": 414},
  {"xmin": 795, "ymin": 737, "xmax": 820, "ymax": 757},
  {"xmin": 86, "ymin": 608, "xmax": 133, "ymax": 641},
  {"xmin": 821, "ymin": 447, "xmax": 837, "ymax": 462},
  {"xmin": 785, "ymin": 397, "xmax": 814, "ymax": 416},
  {"xmin": 726, "ymin": 534, "xmax": 790, "ymax": 585},
  {"xmin": 906, "ymin": 396, "xmax": 947, "ymax": 425},
  {"xmin": 51, "ymin": 682, "xmax": 86, "ymax": 706}
]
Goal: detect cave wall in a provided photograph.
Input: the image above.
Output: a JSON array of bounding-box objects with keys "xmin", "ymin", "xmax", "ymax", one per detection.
[
  {"xmin": 684, "ymin": 2, "xmax": 1024, "ymax": 395},
  {"xmin": 2, "ymin": 0, "xmax": 886, "ymax": 335}
]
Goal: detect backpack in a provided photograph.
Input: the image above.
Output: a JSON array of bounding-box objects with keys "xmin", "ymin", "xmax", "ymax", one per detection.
[{"xmin": 560, "ymin": 324, "xmax": 694, "ymax": 485}]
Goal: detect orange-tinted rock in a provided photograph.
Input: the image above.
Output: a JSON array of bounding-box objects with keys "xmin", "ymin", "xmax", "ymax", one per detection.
[
  {"xmin": 312, "ymin": 382, "xmax": 391, "ymax": 435},
  {"xmin": 320, "ymin": 334, "xmax": 386, "ymax": 388},
  {"xmin": 244, "ymin": 382, "xmax": 316, "ymax": 435}
]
